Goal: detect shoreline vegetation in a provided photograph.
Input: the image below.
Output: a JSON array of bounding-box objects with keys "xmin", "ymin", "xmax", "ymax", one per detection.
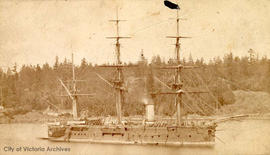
[
  {"xmin": 0, "ymin": 51, "xmax": 270, "ymax": 124},
  {"xmin": 1, "ymin": 90, "xmax": 270, "ymax": 124}
]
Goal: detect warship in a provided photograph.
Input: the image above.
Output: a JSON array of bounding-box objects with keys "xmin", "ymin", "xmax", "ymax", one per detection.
[{"xmin": 46, "ymin": 5, "xmax": 217, "ymax": 146}]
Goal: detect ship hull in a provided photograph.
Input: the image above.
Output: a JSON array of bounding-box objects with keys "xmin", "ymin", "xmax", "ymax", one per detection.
[{"xmin": 47, "ymin": 125, "xmax": 216, "ymax": 146}]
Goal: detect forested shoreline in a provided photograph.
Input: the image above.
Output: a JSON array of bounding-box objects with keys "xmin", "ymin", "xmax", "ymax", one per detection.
[{"xmin": 1, "ymin": 49, "xmax": 270, "ymax": 117}]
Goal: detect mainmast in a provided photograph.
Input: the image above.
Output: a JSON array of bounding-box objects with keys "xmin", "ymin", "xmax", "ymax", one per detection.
[
  {"xmin": 153, "ymin": 7, "xmax": 193, "ymax": 126},
  {"xmin": 106, "ymin": 9, "xmax": 130, "ymax": 125},
  {"xmin": 174, "ymin": 10, "xmax": 182, "ymax": 126},
  {"xmin": 167, "ymin": 9, "xmax": 191, "ymax": 126}
]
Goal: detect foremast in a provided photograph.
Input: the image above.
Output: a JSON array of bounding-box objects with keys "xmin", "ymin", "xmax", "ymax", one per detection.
[{"xmin": 106, "ymin": 10, "xmax": 131, "ymax": 125}]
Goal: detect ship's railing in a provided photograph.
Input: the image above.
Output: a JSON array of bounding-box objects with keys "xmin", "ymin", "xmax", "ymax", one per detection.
[{"xmin": 154, "ymin": 116, "xmax": 215, "ymax": 127}]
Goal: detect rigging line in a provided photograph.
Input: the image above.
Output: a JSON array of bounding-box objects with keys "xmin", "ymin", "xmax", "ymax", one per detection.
[
  {"xmin": 75, "ymin": 67, "xmax": 89, "ymax": 80},
  {"xmin": 203, "ymin": 68, "xmax": 216, "ymax": 84},
  {"xmin": 154, "ymin": 76, "xmax": 172, "ymax": 90},
  {"xmin": 209, "ymin": 66, "xmax": 246, "ymax": 90},
  {"xmin": 182, "ymin": 71, "xmax": 204, "ymax": 90},
  {"xmin": 183, "ymin": 71, "xmax": 216, "ymax": 113},
  {"xmin": 95, "ymin": 72, "xmax": 114, "ymax": 88},
  {"xmin": 182, "ymin": 101, "xmax": 196, "ymax": 113},
  {"xmin": 120, "ymin": 46, "xmax": 150, "ymax": 64},
  {"xmin": 188, "ymin": 70, "xmax": 206, "ymax": 87},
  {"xmin": 181, "ymin": 72, "xmax": 197, "ymax": 88},
  {"xmin": 132, "ymin": 18, "xmax": 172, "ymax": 35},
  {"xmin": 185, "ymin": 93, "xmax": 213, "ymax": 115},
  {"xmin": 191, "ymin": 93, "xmax": 216, "ymax": 114},
  {"xmin": 128, "ymin": 19, "xmax": 173, "ymax": 36},
  {"xmin": 191, "ymin": 71, "xmax": 220, "ymax": 109},
  {"xmin": 184, "ymin": 93, "xmax": 207, "ymax": 115},
  {"xmin": 218, "ymin": 77, "xmax": 251, "ymax": 92},
  {"xmin": 209, "ymin": 66, "xmax": 239, "ymax": 89},
  {"xmin": 191, "ymin": 69, "xmax": 221, "ymax": 109},
  {"xmin": 120, "ymin": 46, "xmax": 140, "ymax": 59},
  {"xmin": 191, "ymin": 92, "xmax": 215, "ymax": 114},
  {"xmin": 121, "ymin": 43, "xmax": 146, "ymax": 54},
  {"xmin": 215, "ymin": 136, "xmax": 226, "ymax": 144},
  {"xmin": 76, "ymin": 66, "xmax": 94, "ymax": 80},
  {"xmin": 184, "ymin": 91, "xmax": 210, "ymax": 115},
  {"xmin": 211, "ymin": 66, "xmax": 226, "ymax": 79},
  {"xmin": 76, "ymin": 55, "xmax": 106, "ymax": 78},
  {"xmin": 95, "ymin": 86, "xmax": 114, "ymax": 97},
  {"xmin": 76, "ymin": 43, "xmax": 115, "ymax": 77},
  {"xmin": 126, "ymin": 11, "xmax": 166, "ymax": 22}
]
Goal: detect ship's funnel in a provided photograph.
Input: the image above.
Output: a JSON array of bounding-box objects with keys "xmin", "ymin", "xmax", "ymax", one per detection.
[{"xmin": 143, "ymin": 98, "xmax": 155, "ymax": 122}]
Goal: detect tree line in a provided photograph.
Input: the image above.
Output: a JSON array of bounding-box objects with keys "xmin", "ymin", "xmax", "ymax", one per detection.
[{"xmin": 0, "ymin": 49, "xmax": 269, "ymax": 117}]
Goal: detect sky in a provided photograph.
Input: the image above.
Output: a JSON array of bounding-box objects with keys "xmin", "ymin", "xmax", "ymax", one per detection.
[{"xmin": 0, "ymin": 0, "xmax": 270, "ymax": 69}]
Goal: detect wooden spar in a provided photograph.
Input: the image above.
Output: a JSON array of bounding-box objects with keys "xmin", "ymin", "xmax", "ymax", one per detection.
[
  {"xmin": 58, "ymin": 79, "xmax": 74, "ymax": 100},
  {"xmin": 173, "ymin": 9, "xmax": 183, "ymax": 126},
  {"xmin": 159, "ymin": 8, "xmax": 213, "ymax": 125},
  {"xmin": 172, "ymin": 9, "xmax": 191, "ymax": 126},
  {"xmin": 58, "ymin": 53, "xmax": 94, "ymax": 120},
  {"xmin": 58, "ymin": 94, "xmax": 95, "ymax": 97},
  {"xmin": 151, "ymin": 91, "xmax": 209, "ymax": 95},
  {"xmin": 95, "ymin": 73, "xmax": 114, "ymax": 88},
  {"xmin": 58, "ymin": 78, "xmax": 77, "ymax": 120},
  {"xmin": 104, "ymin": 9, "xmax": 130, "ymax": 125},
  {"xmin": 71, "ymin": 53, "xmax": 78, "ymax": 120},
  {"xmin": 0, "ymin": 87, "xmax": 2, "ymax": 106},
  {"xmin": 155, "ymin": 7, "xmax": 192, "ymax": 126},
  {"xmin": 155, "ymin": 65, "xmax": 199, "ymax": 69}
]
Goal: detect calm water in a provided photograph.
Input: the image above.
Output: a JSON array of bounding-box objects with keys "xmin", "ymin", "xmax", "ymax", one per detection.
[{"xmin": 0, "ymin": 120, "xmax": 269, "ymax": 155}]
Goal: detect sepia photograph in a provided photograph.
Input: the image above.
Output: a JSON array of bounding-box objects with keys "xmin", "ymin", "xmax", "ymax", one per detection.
[{"xmin": 0, "ymin": 0, "xmax": 270, "ymax": 154}]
